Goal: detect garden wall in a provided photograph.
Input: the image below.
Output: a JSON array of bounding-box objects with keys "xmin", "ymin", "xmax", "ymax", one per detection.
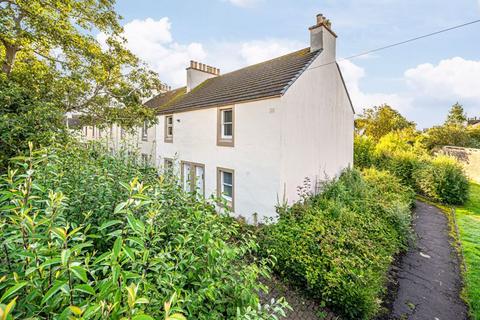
[{"xmin": 442, "ymin": 146, "xmax": 480, "ymax": 183}]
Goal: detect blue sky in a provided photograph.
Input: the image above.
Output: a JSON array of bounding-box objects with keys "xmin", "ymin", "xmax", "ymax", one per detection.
[{"xmin": 111, "ymin": 0, "xmax": 480, "ymax": 128}]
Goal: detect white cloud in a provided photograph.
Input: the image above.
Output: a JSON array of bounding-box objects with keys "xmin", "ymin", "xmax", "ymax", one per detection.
[
  {"xmin": 97, "ymin": 17, "xmax": 207, "ymax": 87},
  {"xmin": 97, "ymin": 17, "xmax": 302, "ymax": 87},
  {"xmin": 239, "ymin": 40, "xmax": 300, "ymax": 65},
  {"xmin": 338, "ymin": 60, "xmax": 412, "ymax": 113},
  {"xmin": 207, "ymin": 39, "xmax": 302, "ymax": 72},
  {"xmin": 224, "ymin": 0, "xmax": 260, "ymax": 8},
  {"xmin": 339, "ymin": 57, "xmax": 480, "ymax": 127},
  {"xmin": 404, "ymin": 57, "xmax": 480, "ymax": 100}
]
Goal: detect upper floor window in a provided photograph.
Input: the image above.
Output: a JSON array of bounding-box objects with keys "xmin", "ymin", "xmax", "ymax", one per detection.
[
  {"xmin": 120, "ymin": 127, "xmax": 125, "ymax": 139},
  {"xmin": 141, "ymin": 121, "xmax": 148, "ymax": 141},
  {"xmin": 217, "ymin": 107, "xmax": 234, "ymax": 147},
  {"xmin": 164, "ymin": 115, "xmax": 173, "ymax": 143}
]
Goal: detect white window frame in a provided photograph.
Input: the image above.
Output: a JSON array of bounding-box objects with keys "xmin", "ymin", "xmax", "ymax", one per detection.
[
  {"xmin": 217, "ymin": 107, "xmax": 234, "ymax": 147},
  {"xmin": 141, "ymin": 121, "xmax": 148, "ymax": 141},
  {"xmin": 217, "ymin": 167, "xmax": 234, "ymax": 210},
  {"xmin": 165, "ymin": 115, "xmax": 173, "ymax": 143},
  {"xmin": 181, "ymin": 161, "xmax": 205, "ymax": 197}
]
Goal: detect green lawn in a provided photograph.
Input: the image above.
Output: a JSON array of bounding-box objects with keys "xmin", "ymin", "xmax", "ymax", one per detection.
[{"xmin": 456, "ymin": 182, "xmax": 480, "ymax": 320}]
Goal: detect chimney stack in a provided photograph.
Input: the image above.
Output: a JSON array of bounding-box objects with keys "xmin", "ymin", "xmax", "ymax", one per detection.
[
  {"xmin": 309, "ymin": 13, "xmax": 337, "ymax": 58},
  {"xmin": 187, "ymin": 60, "xmax": 220, "ymax": 92}
]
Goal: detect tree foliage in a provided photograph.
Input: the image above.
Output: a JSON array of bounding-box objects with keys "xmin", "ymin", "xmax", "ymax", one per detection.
[
  {"xmin": 0, "ymin": 0, "xmax": 161, "ymax": 128},
  {"xmin": 445, "ymin": 102, "xmax": 467, "ymax": 126},
  {"xmin": 422, "ymin": 103, "xmax": 480, "ymax": 150},
  {"xmin": 355, "ymin": 105, "xmax": 416, "ymax": 141}
]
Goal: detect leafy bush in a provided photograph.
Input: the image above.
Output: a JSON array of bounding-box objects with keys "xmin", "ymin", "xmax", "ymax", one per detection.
[
  {"xmin": 415, "ymin": 156, "xmax": 469, "ymax": 205},
  {"xmin": 353, "ymin": 135, "xmax": 376, "ymax": 169},
  {"xmin": 260, "ymin": 169, "xmax": 414, "ymax": 319},
  {"xmin": 0, "ymin": 144, "xmax": 288, "ymax": 319},
  {"xmin": 375, "ymin": 150, "xmax": 421, "ymax": 187},
  {"xmin": 354, "ymin": 134, "xmax": 469, "ymax": 205}
]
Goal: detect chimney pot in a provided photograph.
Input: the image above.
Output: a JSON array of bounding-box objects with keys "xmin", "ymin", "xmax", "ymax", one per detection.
[
  {"xmin": 186, "ymin": 60, "xmax": 220, "ymax": 92},
  {"xmin": 316, "ymin": 14, "xmax": 325, "ymax": 24}
]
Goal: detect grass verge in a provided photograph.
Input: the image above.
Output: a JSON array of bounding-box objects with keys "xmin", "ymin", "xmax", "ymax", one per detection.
[{"xmin": 456, "ymin": 182, "xmax": 480, "ymax": 320}]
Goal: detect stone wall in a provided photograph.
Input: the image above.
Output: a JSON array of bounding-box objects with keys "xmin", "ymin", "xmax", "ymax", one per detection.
[{"xmin": 441, "ymin": 146, "xmax": 480, "ymax": 183}]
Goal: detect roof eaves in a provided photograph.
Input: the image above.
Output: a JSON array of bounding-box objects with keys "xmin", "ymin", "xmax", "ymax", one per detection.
[{"xmin": 280, "ymin": 49, "xmax": 322, "ymax": 95}]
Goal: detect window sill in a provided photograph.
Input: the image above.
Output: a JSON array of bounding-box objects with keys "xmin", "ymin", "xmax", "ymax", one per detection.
[
  {"xmin": 164, "ymin": 138, "xmax": 173, "ymax": 143},
  {"xmin": 217, "ymin": 139, "xmax": 234, "ymax": 147}
]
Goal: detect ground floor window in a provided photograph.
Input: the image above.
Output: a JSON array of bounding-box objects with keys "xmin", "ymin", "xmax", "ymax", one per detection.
[
  {"xmin": 217, "ymin": 167, "xmax": 234, "ymax": 210},
  {"xmin": 164, "ymin": 158, "xmax": 173, "ymax": 170},
  {"xmin": 181, "ymin": 161, "xmax": 205, "ymax": 196}
]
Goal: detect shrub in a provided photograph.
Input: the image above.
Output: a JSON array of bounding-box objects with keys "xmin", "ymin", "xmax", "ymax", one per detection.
[
  {"xmin": 415, "ymin": 156, "xmax": 469, "ymax": 205},
  {"xmin": 353, "ymin": 135, "xmax": 376, "ymax": 169},
  {"xmin": 261, "ymin": 168, "xmax": 413, "ymax": 319},
  {"xmin": 375, "ymin": 150, "xmax": 421, "ymax": 187},
  {"xmin": 0, "ymin": 144, "xmax": 288, "ymax": 319},
  {"xmin": 355, "ymin": 134, "xmax": 469, "ymax": 205}
]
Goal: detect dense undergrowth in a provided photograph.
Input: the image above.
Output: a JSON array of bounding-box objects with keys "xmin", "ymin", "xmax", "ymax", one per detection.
[
  {"xmin": 260, "ymin": 168, "xmax": 415, "ymax": 319},
  {"xmin": 354, "ymin": 134, "xmax": 469, "ymax": 205},
  {"xmin": 0, "ymin": 143, "xmax": 288, "ymax": 320}
]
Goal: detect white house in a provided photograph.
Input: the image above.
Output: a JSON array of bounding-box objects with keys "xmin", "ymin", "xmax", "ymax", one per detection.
[{"xmin": 83, "ymin": 14, "xmax": 354, "ymax": 222}]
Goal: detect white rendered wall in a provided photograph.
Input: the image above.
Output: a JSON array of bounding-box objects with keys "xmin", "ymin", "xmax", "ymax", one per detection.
[
  {"xmin": 278, "ymin": 52, "xmax": 354, "ymax": 204},
  {"xmin": 156, "ymin": 98, "xmax": 283, "ymax": 222}
]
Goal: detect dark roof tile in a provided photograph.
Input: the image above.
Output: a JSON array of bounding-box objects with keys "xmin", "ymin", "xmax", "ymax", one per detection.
[{"xmin": 146, "ymin": 47, "xmax": 320, "ymax": 114}]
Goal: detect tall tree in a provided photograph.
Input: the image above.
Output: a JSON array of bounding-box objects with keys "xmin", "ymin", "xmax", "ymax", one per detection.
[
  {"xmin": 0, "ymin": 0, "xmax": 162, "ymax": 128},
  {"xmin": 355, "ymin": 104, "xmax": 416, "ymax": 141},
  {"xmin": 445, "ymin": 102, "xmax": 467, "ymax": 126}
]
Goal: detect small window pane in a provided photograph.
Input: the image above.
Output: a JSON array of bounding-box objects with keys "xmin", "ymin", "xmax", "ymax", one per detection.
[
  {"xmin": 167, "ymin": 116, "xmax": 173, "ymax": 125},
  {"xmin": 223, "ymin": 171, "xmax": 233, "ymax": 185},
  {"xmin": 183, "ymin": 163, "xmax": 191, "ymax": 192},
  {"xmin": 223, "ymin": 184, "xmax": 233, "ymax": 198},
  {"xmin": 223, "ymin": 123, "xmax": 232, "ymax": 137},
  {"xmin": 223, "ymin": 110, "xmax": 232, "ymax": 123},
  {"xmin": 167, "ymin": 127, "xmax": 173, "ymax": 136}
]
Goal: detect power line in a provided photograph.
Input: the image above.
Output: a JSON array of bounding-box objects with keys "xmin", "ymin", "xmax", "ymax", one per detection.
[{"xmin": 309, "ymin": 18, "xmax": 480, "ymax": 71}]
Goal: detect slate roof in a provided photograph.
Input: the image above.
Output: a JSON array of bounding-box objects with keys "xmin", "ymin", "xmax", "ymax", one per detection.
[{"xmin": 146, "ymin": 47, "xmax": 321, "ymax": 114}]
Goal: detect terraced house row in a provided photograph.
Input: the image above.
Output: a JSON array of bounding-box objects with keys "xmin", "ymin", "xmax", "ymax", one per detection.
[{"xmin": 79, "ymin": 14, "xmax": 354, "ymax": 222}]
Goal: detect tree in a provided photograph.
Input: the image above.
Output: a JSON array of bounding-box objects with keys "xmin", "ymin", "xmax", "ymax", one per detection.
[
  {"xmin": 355, "ymin": 104, "xmax": 416, "ymax": 141},
  {"xmin": 445, "ymin": 102, "xmax": 467, "ymax": 126},
  {"xmin": 0, "ymin": 0, "xmax": 161, "ymax": 128}
]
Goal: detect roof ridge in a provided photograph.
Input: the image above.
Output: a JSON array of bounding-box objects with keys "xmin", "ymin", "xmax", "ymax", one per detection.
[{"xmin": 217, "ymin": 47, "xmax": 312, "ymax": 78}]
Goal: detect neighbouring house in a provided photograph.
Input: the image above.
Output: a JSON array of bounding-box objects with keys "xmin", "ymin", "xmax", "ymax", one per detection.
[
  {"xmin": 83, "ymin": 14, "xmax": 354, "ymax": 222},
  {"xmin": 468, "ymin": 117, "xmax": 480, "ymax": 128}
]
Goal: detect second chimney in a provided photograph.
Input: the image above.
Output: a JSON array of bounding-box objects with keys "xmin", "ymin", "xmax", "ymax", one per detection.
[
  {"xmin": 309, "ymin": 14, "xmax": 337, "ymax": 59},
  {"xmin": 187, "ymin": 61, "xmax": 220, "ymax": 92}
]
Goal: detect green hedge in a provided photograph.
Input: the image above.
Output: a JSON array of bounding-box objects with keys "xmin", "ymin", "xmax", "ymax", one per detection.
[
  {"xmin": 260, "ymin": 169, "xmax": 414, "ymax": 319},
  {"xmin": 354, "ymin": 135, "xmax": 469, "ymax": 205},
  {"xmin": 415, "ymin": 156, "xmax": 469, "ymax": 205},
  {"xmin": 0, "ymin": 143, "xmax": 288, "ymax": 320}
]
